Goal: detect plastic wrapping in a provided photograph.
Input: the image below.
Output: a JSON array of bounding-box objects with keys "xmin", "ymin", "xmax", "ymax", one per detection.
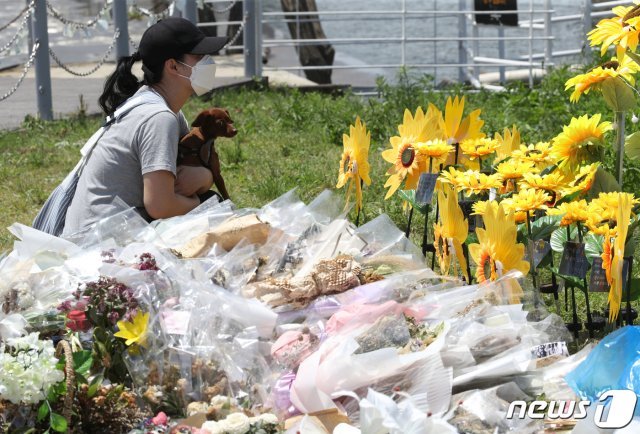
[{"xmin": 565, "ymin": 326, "xmax": 640, "ymax": 403}]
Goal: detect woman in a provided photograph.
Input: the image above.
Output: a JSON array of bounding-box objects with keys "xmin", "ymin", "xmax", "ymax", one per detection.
[{"xmin": 62, "ymin": 18, "xmax": 227, "ymax": 235}]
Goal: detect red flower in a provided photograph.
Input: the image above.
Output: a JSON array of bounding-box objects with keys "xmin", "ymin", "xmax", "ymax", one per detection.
[{"xmin": 66, "ymin": 310, "xmax": 90, "ymax": 332}]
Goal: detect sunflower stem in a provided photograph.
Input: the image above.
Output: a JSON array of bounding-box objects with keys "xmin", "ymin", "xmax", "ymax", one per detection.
[
  {"xmin": 615, "ymin": 111, "xmax": 625, "ymax": 187},
  {"xmin": 576, "ymin": 221, "xmax": 593, "ymax": 337},
  {"xmin": 525, "ymin": 211, "xmax": 538, "ymax": 289},
  {"xmin": 405, "ymin": 207, "xmax": 414, "ymax": 238},
  {"xmin": 421, "ymin": 205, "xmax": 430, "ymax": 257}
]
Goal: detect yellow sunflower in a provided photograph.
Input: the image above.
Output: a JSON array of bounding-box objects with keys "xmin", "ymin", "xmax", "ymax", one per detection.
[
  {"xmin": 585, "ymin": 192, "xmax": 637, "ymax": 236},
  {"xmin": 602, "ymin": 231, "xmax": 614, "ymax": 285},
  {"xmin": 588, "ymin": 4, "xmax": 640, "ymax": 59},
  {"xmin": 561, "ymin": 163, "xmax": 600, "ymax": 196},
  {"xmin": 608, "ymin": 193, "xmax": 633, "ymax": 322},
  {"xmin": 436, "ymin": 96, "xmax": 485, "ymax": 145},
  {"xmin": 416, "ymin": 139, "xmax": 454, "ymax": 169},
  {"xmin": 511, "ymin": 141, "xmax": 554, "ymax": 168},
  {"xmin": 469, "ymin": 201, "xmax": 530, "ymax": 284},
  {"xmin": 503, "ymin": 188, "xmax": 552, "ymax": 214},
  {"xmin": 519, "ymin": 172, "xmax": 568, "ymax": 202},
  {"xmin": 434, "ymin": 185, "xmax": 469, "ymax": 281},
  {"xmin": 336, "ymin": 116, "xmax": 371, "ymax": 214},
  {"xmin": 459, "ymin": 137, "xmax": 500, "ymax": 160},
  {"xmin": 382, "ymin": 107, "xmax": 437, "ymax": 199},
  {"xmin": 456, "ymin": 170, "xmax": 504, "ymax": 197},
  {"xmin": 565, "ymin": 56, "xmax": 640, "ymax": 103},
  {"xmin": 496, "ymin": 159, "xmax": 537, "ymax": 181},
  {"xmin": 438, "ymin": 167, "xmax": 466, "ymax": 191},
  {"xmin": 495, "ymin": 126, "xmax": 521, "ymax": 162},
  {"xmin": 550, "ymin": 114, "xmax": 612, "ymax": 171},
  {"xmin": 546, "ymin": 200, "xmax": 590, "ymax": 227}
]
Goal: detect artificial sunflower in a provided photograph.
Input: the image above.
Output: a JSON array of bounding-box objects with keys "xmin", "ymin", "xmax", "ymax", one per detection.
[
  {"xmin": 382, "ymin": 106, "xmax": 440, "ymax": 199},
  {"xmin": 436, "ymin": 96, "xmax": 484, "ymax": 145},
  {"xmin": 336, "ymin": 116, "xmax": 372, "ymax": 214},
  {"xmin": 456, "ymin": 170, "xmax": 504, "ymax": 197},
  {"xmin": 519, "ymin": 171, "xmax": 567, "ymax": 203},
  {"xmin": 602, "ymin": 231, "xmax": 614, "ymax": 285},
  {"xmin": 565, "ymin": 56, "xmax": 640, "ymax": 103},
  {"xmin": 511, "ymin": 141, "xmax": 554, "ymax": 168},
  {"xmin": 434, "ymin": 185, "xmax": 469, "ymax": 281},
  {"xmin": 608, "ymin": 193, "xmax": 633, "ymax": 321},
  {"xmin": 496, "ymin": 159, "xmax": 537, "ymax": 182},
  {"xmin": 114, "ymin": 311, "xmax": 149, "ymax": 348},
  {"xmin": 438, "ymin": 167, "xmax": 466, "ymax": 191},
  {"xmin": 495, "ymin": 126, "xmax": 521, "ymax": 162},
  {"xmin": 503, "ymin": 188, "xmax": 552, "ymax": 214},
  {"xmin": 585, "ymin": 192, "xmax": 637, "ymax": 236},
  {"xmin": 459, "ymin": 137, "xmax": 500, "ymax": 160},
  {"xmin": 562, "ymin": 163, "xmax": 599, "ymax": 196},
  {"xmin": 550, "ymin": 114, "xmax": 612, "ymax": 171},
  {"xmin": 588, "ymin": 4, "xmax": 640, "ymax": 60},
  {"xmin": 469, "ymin": 201, "xmax": 530, "ymax": 285},
  {"xmin": 546, "ymin": 200, "xmax": 590, "ymax": 227},
  {"xmin": 474, "ymin": 200, "xmax": 527, "ymax": 223},
  {"xmin": 417, "ymin": 139, "xmax": 454, "ymax": 169}
]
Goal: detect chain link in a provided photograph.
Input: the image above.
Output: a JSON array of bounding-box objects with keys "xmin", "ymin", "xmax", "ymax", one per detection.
[
  {"xmin": 130, "ymin": 1, "xmax": 174, "ymax": 20},
  {"xmin": 46, "ymin": 0, "xmax": 111, "ymax": 30},
  {"xmin": 210, "ymin": 0, "xmax": 238, "ymax": 14},
  {"xmin": 48, "ymin": 30, "xmax": 119, "ymax": 77},
  {"xmin": 0, "ymin": 41, "xmax": 39, "ymax": 102},
  {"xmin": 129, "ymin": 36, "xmax": 138, "ymax": 51},
  {"xmin": 0, "ymin": 8, "xmax": 33, "ymax": 55},
  {"xmin": 0, "ymin": 1, "xmax": 33, "ymax": 33},
  {"xmin": 225, "ymin": 17, "xmax": 244, "ymax": 48}
]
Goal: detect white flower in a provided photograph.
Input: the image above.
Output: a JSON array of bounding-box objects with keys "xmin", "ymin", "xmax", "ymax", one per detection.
[
  {"xmin": 210, "ymin": 394, "xmax": 237, "ymax": 407},
  {"xmin": 201, "ymin": 421, "xmax": 224, "ymax": 434},
  {"xmin": 0, "ymin": 333, "xmax": 64, "ymax": 405},
  {"xmin": 257, "ymin": 413, "xmax": 279, "ymax": 425},
  {"xmin": 218, "ymin": 412, "xmax": 251, "ymax": 434}
]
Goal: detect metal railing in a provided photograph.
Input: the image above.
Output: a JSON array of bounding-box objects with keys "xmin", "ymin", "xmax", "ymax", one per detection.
[{"xmin": 0, "ymin": 0, "xmax": 634, "ymax": 121}]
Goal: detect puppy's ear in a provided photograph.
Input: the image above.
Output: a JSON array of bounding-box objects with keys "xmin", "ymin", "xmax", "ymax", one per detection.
[{"xmin": 191, "ymin": 110, "xmax": 212, "ymax": 128}]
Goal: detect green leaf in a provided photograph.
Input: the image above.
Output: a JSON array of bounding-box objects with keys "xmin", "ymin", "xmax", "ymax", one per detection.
[
  {"xmin": 550, "ymin": 226, "xmax": 577, "ymax": 253},
  {"xmin": 625, "ymin": 235, "xmax": 637, "ymax": 258},
  {"xmin": 529, "ymin": 215, "xmax": 562, "ymax": 241},
  {"xmin": 87, "ymin": 373, "xmax": 104, "ymax": 398},
  {"xmin": 585, "ymin": 233, "xmax": 604, "ymax": 263},
  {"xmin": 50, "ymin": 413, "xmax": 67, "ymax": 433},
  {"xmin": 72, "ymin": 350, "xmax": 93, "ymax": 377},
  {"xmin": 587, "ymin": 167, "xmax": 620, "ymax": 199},
  {"xmin": 37, "ymin": 401, "xmax": 49, "ymax": 422},
  {"xmin": 625, "ymin": 49, "xmax": 640, "ymax": 66},
  {"xmin": 600, "ymin": 77, "xmax": 636, "ymax": 112},
  {"xmin": 625, "ymin": 131, "xmax": 640, "ymax": 160},
  {"xmin": 540, "ymin": 163, "xmax": 558, "ymax": 176},
  {"xmin": 398, "ymin": 189, "xmax": 429, "ymax": 214},
  {"xmin": 624, "ymin": 278, "xmax": 640, "ymax": 302}
]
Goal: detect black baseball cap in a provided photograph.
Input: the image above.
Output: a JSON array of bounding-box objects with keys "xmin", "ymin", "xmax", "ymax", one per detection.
[{"xmin": 138, "ymin": 17, "xmax": 228, "ymax": 67}]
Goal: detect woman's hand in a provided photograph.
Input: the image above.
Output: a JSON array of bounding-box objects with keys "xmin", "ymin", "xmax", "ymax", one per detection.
[{"xmin": 175, "ymin": 165, "xmax": 214, "ymax": 196}]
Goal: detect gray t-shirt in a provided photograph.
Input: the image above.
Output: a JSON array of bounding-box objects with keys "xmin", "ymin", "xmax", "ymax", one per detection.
[{"xmin": 63, "ymin": 86, "xmax": 189, "ymax": 235}]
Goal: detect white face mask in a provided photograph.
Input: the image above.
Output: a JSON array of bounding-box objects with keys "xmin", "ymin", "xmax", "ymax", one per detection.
[{"xmin": 177, "ymin": 55, "xmax": 217, "ymax": 96}]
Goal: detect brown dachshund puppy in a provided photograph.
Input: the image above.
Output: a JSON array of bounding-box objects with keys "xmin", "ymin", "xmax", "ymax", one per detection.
[{"xmin": 177, "ymin": 108, "xmax": 237, "ymax": 200}]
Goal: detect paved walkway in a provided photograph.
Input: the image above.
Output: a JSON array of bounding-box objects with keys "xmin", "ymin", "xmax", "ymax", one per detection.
[{"xmin": 0, "ymin": 54, "xmax": 316, "ymax": 130}]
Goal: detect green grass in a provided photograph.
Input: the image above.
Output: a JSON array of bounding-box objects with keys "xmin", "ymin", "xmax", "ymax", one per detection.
[{"xmin": 2, "ymin": 66, "xmax": 640, "ymax": 342}]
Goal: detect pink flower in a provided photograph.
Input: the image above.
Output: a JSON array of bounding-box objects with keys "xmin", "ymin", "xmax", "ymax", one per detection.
[{"xmin": 152, "ymin": 411, "xmax": 168, "ymax": 426}]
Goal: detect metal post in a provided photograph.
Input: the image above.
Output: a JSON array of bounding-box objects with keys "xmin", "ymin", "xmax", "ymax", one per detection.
[
  {"xmin": 244, "ymin": 0, "xmax": 261, "ymax": 78},
  {"xmin": 255, "ymin": 0, "xmax": 263, "ymax": 77},
  {"xmin": 184, "ymin": 0, "xmax": 198, "ymax": 24},
  {"xmin": 528, "ymin": 0, "xmax": 534, "ymax": 88},
  {"xmin": 32, "ymin": 0, "xmax": 52, "ymax": 121},
  {"xmin": 26, "ymin": 0, "xmax": 33, "ymax": 56},
  {"xmin": 543, "ymin": 0, "xmax": 552, "ymax": 67},
  {"xmin": 498, "ymin": 25, "xmax": 506, "ymax": 84},
  {"xmin": 401, "ymin": 0, "xmax": 406, "ymax": 67},
  {"xmin": 113, "ymin": 0, "xmax": 129, "ymax": 59},
  {"xmin": 583, "ymin": 0, "xmax": 592, "ymax": 54},
  {"xmin": 458, "ymin": 0, "xmax": 467, "ymax": 83},
  {"xmin": 472, "ymin": 18, "xmax": 480, "ymax": 79}
]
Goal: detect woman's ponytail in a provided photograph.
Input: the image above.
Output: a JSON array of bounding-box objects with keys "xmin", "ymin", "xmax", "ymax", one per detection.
[{"xmin": 98, "ymin": 51, "xmax": 142, "ymax": 115}]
